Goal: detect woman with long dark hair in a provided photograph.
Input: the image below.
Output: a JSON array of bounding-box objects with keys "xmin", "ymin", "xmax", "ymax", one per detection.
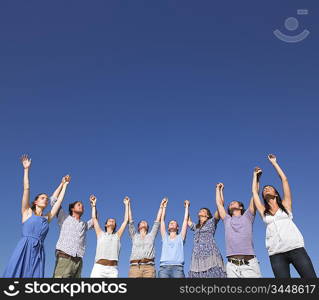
[
  {"xmin": 188, "ymin": 201, "xmax": 226, "ymax": 278},
  {"xmin": 252, "ymin": 154, "xmax": 316, "ymax": 278},
  {"xmin": 3, "ymin": 155, "xmax": 70, "ymax": 278}
]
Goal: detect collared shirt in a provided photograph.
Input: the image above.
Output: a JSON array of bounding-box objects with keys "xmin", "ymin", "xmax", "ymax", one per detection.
[
  {"xmin": 128, "ymin": 220, "xmax": 160, "ymax": 264},
  {"xmin": 51, "ymin": 197, "xmax": 93, "ymax": 258}
]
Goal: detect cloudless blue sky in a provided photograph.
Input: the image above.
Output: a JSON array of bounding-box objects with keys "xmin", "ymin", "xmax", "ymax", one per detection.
[{"xmin": 0, "ymin": 0, "xmax": 318, "ymax": 278}]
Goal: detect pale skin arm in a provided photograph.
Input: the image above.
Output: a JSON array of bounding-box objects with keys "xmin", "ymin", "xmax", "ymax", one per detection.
[
  {"xmin": 21, "ymin": 155, "xmax": 31, "ymax": 217},
  {"xmin": 116, "ymin": 196, "xmax": 130, "ymax": 238},
  {"xmin": 51, "ymin": 177, "xmax": 66, "ymax": 199},
  {"xmin": 155, "ymin": 198, "xmax": 165, "ymax": 222},
  {"xmin": 181, "ymin": 200, "xmax": 190, "ymax": 240},
  {"xmin": 249, "ymin": 177, "xmax": 259, "ymax": 215},
  {"xmin": 47, "ymin": 176, "xmax": 70, "ymax": 222},
  {"xmin": 90, "ymin": 195, "xmax": 103, "ymax": 237},
  {"xmin": 128, "ymin": 199, "xmax": 133, "ymax": 223},
  {"xmin": 268, "ymin": 154, "xmax": 292, "ymax": 212},
  {"xmin": 160, "ymin": 198, "xmax": 168, "ymax": 238},
  {"xmin": 216, "ymin": 183, "xmax": 227, "ymax": 220},
  {"xmin": 252, "ymin": 167, "xmax": 265, "ymax": 216}
]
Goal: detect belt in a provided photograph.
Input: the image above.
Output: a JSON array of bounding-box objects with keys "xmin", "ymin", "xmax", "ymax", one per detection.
[
  {"xmin": 130, "ymin": 258, "xmax": 154, "ymax": 265},
  {"xmin": 56, "ymin": 250, "xmax": 82, "ymax": 263},
  {"xmin": 228, "ymin": 255, "xmax": 255, "ymax": 266},
  {"xmin": 96, "ymin": 259, "xmax": 118, "ymax": 266}
]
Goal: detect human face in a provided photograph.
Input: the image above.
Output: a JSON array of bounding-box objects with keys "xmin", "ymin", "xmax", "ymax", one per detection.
[
  {"xmin": 72, "ymin": 202, "xmax": 84, "ymax": 215},
  {"xmin": 35, "ymin": 194, "xmax": 49, "ymax": 209},
  {"xmin": 229, "ymin": 201, "xmax": 243, "ymax": 215},
  {"xmin": 263, "ymin": 186, "xmax": 277, "ymax": 200},
  {"xmin": 105, "ymin": 218, "xmax": 116, "ymax": 232},
  {"xmin": 168, "ymin": 220, "xmax": 178, "ymax": 232},
  {"xmin": 138, "ymin": 220, "xmax": 148, "ymax": 232}
]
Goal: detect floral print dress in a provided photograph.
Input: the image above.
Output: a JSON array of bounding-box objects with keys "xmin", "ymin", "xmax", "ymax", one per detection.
[{"xmin": 189, "ymin": 217, "xmax": 226, "ymax": 278}]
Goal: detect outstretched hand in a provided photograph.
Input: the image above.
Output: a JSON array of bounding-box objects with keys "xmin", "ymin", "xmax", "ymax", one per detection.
[
  {"xmin": 216, "ymin": 182, "xmax": 224, "ymax": 190},
  {"xmin": 21, "ymin": 154, "xmax": 31, "ymax": 169},
  {"xmin": 268, "ymin": 154, "xmax": 277, "ymax": 164},
  {"xmin": 90, "ymin": 194, "xmax": 97, "ymax": 207},
  {"xmin": 123, "ymin": 196, "xmax": 130, "ymax": 205},
  {"xmin": 254, "ymin": 167, "xmax": 263, "ymax": 178},
  {"xmin": 161, "ymin": 197, "xmax": 168, "ymax": 208},
  {"xmin": 62, "ymin": 175, "xmax": 71, "ymax": 185}
]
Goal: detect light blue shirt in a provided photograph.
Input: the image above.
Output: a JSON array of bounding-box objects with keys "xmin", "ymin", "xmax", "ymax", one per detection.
[{"xmin": 160, "ymin": 232, "xmax": 185, "ymax": 266}]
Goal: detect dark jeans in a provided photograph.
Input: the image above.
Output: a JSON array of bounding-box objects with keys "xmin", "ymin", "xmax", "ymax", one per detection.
[{"xmin": 269, "ymin": 247, "xmax": 317, "ymax": 278}]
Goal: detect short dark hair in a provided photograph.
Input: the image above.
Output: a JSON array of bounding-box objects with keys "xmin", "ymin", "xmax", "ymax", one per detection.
[
  {"xmin": 69, "ymin": 201, "xmax": 83, "ymax": 216},
  {"xmin": 228, "ymin": 201, "xmax": 246, "ymax": 216},
  {"xmin": 105, "ymin": 218, "xmax": 117, "ymax": 234},
  {"xmin": 137, "ymin": 220, "xmax": 149, "ymax": 233}
]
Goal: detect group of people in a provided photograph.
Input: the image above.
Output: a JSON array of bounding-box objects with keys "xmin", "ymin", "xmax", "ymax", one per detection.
[{"xmin": 2, "ymin": 154, "xmax": 317, "ymax": 278}]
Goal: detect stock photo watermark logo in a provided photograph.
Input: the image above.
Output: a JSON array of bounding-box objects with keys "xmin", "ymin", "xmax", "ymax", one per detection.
[
  {"xmin": 2, "ymin": 281, "xmax": 127, "ymax": 297},
  {"xmin": 274, "ymin": 9, "xmax": 310, "ymax": 43},
  {"xmin": 3, "ymin": 281, "xmax": 20, "ymax": 297}
]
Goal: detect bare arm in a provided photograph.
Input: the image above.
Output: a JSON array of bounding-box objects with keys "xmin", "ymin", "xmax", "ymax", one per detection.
[
  {"xmin": 252, "ymin": 167, "xmax": 265, "ymax": 216},
  {"xmin": 128, "ymin": 200, "xmax": 133, "ymax": 223},
  {"xmin": 117, "ymin": 197, "xmax": 130, "ymax": 238},
  {"xmin": 268, "ymin": 154, "xmax": 292, "ymax": 212},
  {"xmin": 181, "ymin": 200, "xmax": 190, "ymax": 240},
  {"xmin": 51, "ymin": 175, "xmax": 68, "ymax": 200},
  {"xmin": 249, "ymin": 176, "xmax": 259, "ymax": 215},
  {"xmin": 128, "ymin": 201, "xmax": 136, "ymax": 238},
  {"xmin": 90, "ymin": 195, "xmax": 103, "ymax": 236},
  {"xmin": 216, "ymin": 183, "xmax": 226, "ymax": 220},
  {"xmin": 155, "ymin": 198, "xmax": 165, "ymax": 222},
  {"xmin": 21, "ymin": 155, "xmax": 31, "ymax": 216},
  {"xmin": 160, "ymin": 198, "xmax": 168, "ymax": 239},
  {"xmin": 47, "ymin": 177, "xmax": 70, "ymax": 222}
]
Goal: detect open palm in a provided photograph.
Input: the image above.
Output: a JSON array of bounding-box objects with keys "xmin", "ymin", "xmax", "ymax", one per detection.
[{"xmin": 21, "ymin": 154, "xmax": 31, "ymax": 169}]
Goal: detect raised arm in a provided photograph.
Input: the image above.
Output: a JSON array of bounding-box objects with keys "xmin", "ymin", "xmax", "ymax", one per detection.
[
  {"xmin": 252, "ymin": 167, "xmax": 265, "ymax": 216},
  {"xmin": 268, "ymin": 154, "xmax": 292, "ymax": 212},
  {"xmin": 181, "ymin": 200, "xmax": 190, "ymax": 240},
  {"xmin": 51, "ymin": 176, "xmax": 67, "ymax": 200},
  {"xmin": 216, "ymin": 183, "xmax": 226, "ymax": 220},
  {"xmin": 21, "ymin": 155, "xmax": 31, "ymax": 216},
  {"xmin": 249, "ymin": 174, "xmax": 259, "ymax": 215},
  {"xmin": 90, "ymin": 195, "xmax": 103, "ymax": 236},
  {"xmin": 128, "ymin": 200, "xmax": 136, "ymax": 238},
  {"xmin": 116, "ymin": 196, "xmax": 130, "ymax": 238},
  {"xmin": 47, "ymin": 175, "xmax": 71, "ymax": 222},
  {"xmin": 160, "ymin": 197, "xmax": 168, "ymax": 238},
  {"xmin": 155, "ymin": 198, "xmax": 165, "ymax": 222}
]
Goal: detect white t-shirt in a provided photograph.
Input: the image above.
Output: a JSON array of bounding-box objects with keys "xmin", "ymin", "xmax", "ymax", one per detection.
[
  {"xmin": 95, "ymin": 232, "xmax": 120, "ymax": 262},
  {"xmin": 262, "ymin": 208, "xmax": 304, "ymax": 256}
]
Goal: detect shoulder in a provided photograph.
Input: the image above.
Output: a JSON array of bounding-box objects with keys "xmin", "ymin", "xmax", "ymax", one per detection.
[{"xmin": 244, "ymin": 209, "xmax": 255, "ymax": 218}]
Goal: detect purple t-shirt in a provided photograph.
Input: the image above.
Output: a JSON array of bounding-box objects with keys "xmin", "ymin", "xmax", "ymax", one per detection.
[{"xmin": 223, "ymin": 209, "xmax": 255, "ymax": 257}]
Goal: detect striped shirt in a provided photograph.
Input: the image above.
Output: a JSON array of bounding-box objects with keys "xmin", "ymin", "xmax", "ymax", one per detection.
[
  {"xmin": 128, "ymin": 221, "xmax": 160, "ymax": 264},
  {"xmin": 51, "ymin": 197, "xmax": 93, "ymax": 258}
]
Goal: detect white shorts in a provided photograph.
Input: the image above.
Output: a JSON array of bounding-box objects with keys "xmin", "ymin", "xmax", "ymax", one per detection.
[
  {"xmin": 226, "ymin": 257, "xmax": 262, "ymax": 278},
  {"xmin": 90, "ymin": 263, "xmax": 118, "ymax": 278}
]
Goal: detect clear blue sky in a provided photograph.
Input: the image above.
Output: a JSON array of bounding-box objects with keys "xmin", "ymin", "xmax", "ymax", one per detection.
[{"xmin": 0, "ymin": 0, "xmax": 318, "ymax": 278}]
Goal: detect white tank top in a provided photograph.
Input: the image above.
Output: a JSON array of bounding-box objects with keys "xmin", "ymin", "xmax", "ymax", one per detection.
[
  {"xmin": 95, "ymin": 232, "xmax": 120, "ymax": 262},
  {"xmin": 262, "ymin": 208, "xmax": 304, "ymax": 256}
]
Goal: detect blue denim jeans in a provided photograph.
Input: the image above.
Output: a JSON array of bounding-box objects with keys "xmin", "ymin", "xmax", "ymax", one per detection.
[{"xmin": 158, "ymin": 265, "xmax": 185, "ymax": 278}]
